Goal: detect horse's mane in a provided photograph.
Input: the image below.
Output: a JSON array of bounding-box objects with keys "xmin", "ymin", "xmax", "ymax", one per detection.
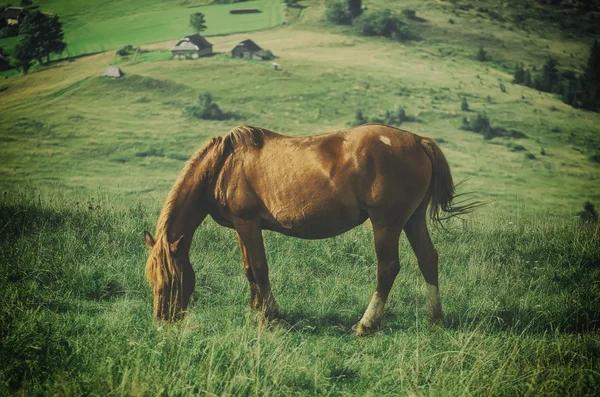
[
  {"xmin": 224, "ymin": 125, "xmax": 266, "ymax": 149},
  {"xmin": 147, "ymin": 125, "xmax": 267, "ymax": 285}
]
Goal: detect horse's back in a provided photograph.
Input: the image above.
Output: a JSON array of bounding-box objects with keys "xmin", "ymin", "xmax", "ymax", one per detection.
[{"xmin": 218, "ymin": 124, "xmax": 432, "ymax": 236}]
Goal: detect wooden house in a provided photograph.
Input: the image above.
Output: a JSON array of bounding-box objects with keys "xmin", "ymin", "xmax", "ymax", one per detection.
[
  {"xmin": 170, "ymin": 34, "xmax": 213, "ymax": 59},
  {"xmin": 231, "ymin": 39, "xmax": 269, "ymax": 61},
  {"xmin": 3, "ymin": 7, "xmax": 25, "ymax": 25}
]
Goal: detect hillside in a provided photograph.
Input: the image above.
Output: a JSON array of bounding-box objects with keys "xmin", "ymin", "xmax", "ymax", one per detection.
[
  {"xmin": 1, "ymin": 0, "xmax": 599, "ymax": 213},
  {"xmin": 1, "ymin": 0, "xmax": 600, "ymax": 395}
]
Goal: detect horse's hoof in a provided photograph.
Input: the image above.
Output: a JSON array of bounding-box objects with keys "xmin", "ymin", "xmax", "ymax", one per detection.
[
  {"xmin": 429, "ymin": 311, "xmax": 445, "ymax": 326},
  {"xmin": 352, "ymin": 321, "xmax": 379, "ymax": 337}
]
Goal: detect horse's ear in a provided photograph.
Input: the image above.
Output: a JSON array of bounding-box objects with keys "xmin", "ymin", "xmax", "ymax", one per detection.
[
  {"xmin": 170, "ymin": 235, "xmax": 184, "ymax": 254},
  {"xmin": 143, "ymin": 231, "xmax": 155, "ymax": 249}
]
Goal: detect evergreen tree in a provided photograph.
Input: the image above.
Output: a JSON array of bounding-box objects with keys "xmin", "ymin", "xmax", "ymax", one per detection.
[
  {"xmin": 539, "ymin": 57, "xmax": 559, "ymax": 93},
  {"xmin": 513, "ymin": 62, "xmax": 525, "ymax": 84},
  {"xmin": 524, "ymin": 69, "xmax": 532, "ymax": 87},
  {"xmin": 476, "ymin": 46, "xmax": 489, "ymax": 62},
  {"xmin": 581, "ymin": 40, "xmax": 600, "ymax": 111},
  {"xmin": 189, "ymin": 12, "xmax": 207, "ymax": 33}
]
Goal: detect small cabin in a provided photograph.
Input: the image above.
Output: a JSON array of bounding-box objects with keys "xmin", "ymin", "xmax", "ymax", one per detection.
[
  {"xmin": 170, "ymin": 34, "xmax": 213, "ymax": 59},
  {"xmin": 3, "ymin": 7, "xmax": 25, "ymax": 25},
  {"xmin": 104, "ymin": 66, "xmax": 123, "ymax": 78},
  {"xmin": 231, "ymin": 39, "xmax": 269, "ymax": 61}
]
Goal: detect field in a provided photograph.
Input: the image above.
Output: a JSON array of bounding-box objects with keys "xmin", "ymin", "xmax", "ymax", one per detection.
[
  {"xmin": 0, "ymin": 0, "xmax": 284, "ymax": 57},
  {"xmin": 1, "ymin": 0, "xmax": 600, "ymax": 395}
]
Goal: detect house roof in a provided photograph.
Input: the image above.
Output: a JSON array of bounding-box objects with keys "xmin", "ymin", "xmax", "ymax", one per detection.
[
  {"xmin": 3, "ymin": 7, "xmax": 25, "ymax": 19},
  {"xmin": 185, "ymin": 34, "xmax": 213, "ymax": 50},
  {"xmin": 104, "ymin": 66, "xmax": 122, "ymax": 77},
  {"xmin": 233, "ymin": 39, "xmax": 263, "ymax": 52},
  {"xmin": 170, "ymin": 41, "xmax": 198, "ymax": 52}
]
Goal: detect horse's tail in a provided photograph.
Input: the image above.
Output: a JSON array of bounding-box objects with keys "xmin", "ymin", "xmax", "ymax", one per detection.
[{"xmin": 419, "ymin": 137, "xmax": 484, "ymax": 225}]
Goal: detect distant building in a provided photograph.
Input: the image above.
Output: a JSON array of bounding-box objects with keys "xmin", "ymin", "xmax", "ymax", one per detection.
[
  {"xmin": 170, "ymin": 34, "xmax": 213, "ymax": 59},
  {"xmin": 231, "ymin": 39, "xmax": 270, "ymax": 61},
  {"xmin": 3, "ymin": 7, "xmax": 25, "ymax": 25},
  {"xmin": 104, "ymin": 66, "xmax": 123, "ymax": 78}
]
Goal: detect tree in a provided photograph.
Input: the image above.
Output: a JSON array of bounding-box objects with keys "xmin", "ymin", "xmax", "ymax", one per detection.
[
  {"xmin": 325, "ymin": 0, "xmax": 353, "ymax": 25},
  {"xmin": 347, "ymin": 0, "xmax": 362, "ymax": 17},
  {"xmin": 189, "ymin": 12, "xmax": 207, "ymax": 33},
  {"xmin": 581, "ymin": 40, "xmax": 600, "ymax": 110},
  {"xmin": 13, "ymin": 35, "xmax": 36, "ymax": 73},
  {"xmin": 18, "ymin": 11, "xmax": 67, "ymax": 65},
  {"xmin": 513, "ymin": 62, "xmax": 525, "ymax": 84},
  {"xmin": 538, "ymin": 57, "xmax": 559, "ymax": 93}
]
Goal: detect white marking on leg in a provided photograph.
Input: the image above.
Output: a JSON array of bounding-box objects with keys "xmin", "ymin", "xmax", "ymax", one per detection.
[
  {"xmin": 379, "ymin": 136, "xmax": 392, "ymax": 146},
  {"xmin": 359, "ymin": 291, "xmax": 386, "ymax": 329}
]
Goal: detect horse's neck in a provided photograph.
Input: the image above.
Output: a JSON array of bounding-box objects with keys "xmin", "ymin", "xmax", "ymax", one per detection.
[
  {"xmin": 164, "ymin": 194, "xmax": 207, "ymax": 253},
  {"xmin": 161, "ymin": 163, "xmax": 214, "ymax": 253}
]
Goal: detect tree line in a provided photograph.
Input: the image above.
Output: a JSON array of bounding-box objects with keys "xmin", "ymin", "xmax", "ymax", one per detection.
[{"xmin": 513, "ymin": 40, "xmax": 600, "ymax": 112}]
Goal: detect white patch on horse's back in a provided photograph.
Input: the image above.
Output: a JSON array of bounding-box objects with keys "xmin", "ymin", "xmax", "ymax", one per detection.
[{"xmin": 379, "ymin": 136, "xmax": 392, "ymax": 146}]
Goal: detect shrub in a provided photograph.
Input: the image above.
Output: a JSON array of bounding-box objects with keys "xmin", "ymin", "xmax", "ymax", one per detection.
[
  {"xmin": 476, "ymin": 46, "xmax": 489, "ymax": 62},
  {"xmin": 116, "ymin": 45, "xmax": 134, "ymax": 57},
  {"xmin": 135, "ymin": 147, "xmax": 164, "ymax": 157},
  {"xmin": 461, "ymin": 97, "xmax": 469, "ymax": 111},
  {"xmin": 350, "ymin": 110, "xmax": 368, "ymax": 126},
  {"xmin": 577, "ymin": 202, "xmax": 598, "ymax": 223},
  {"xmin": 185, "ymin": 92, "xmax": 230, "ymax": 120},
  {"xmin": 506, "ymin": 143, "xmax": 527, "ymax": 152},
  {"xmin": 261, "ymin": 50, "xmax": 275, "ymax": 60},
  {"xmin": 461, "ymin": 112, "xmax": 492, "ymax": 138},
  {"xmin": 524, "ymin": 152, "xmax": 536, "ymax": 160},
  {"xmin": 0, "ymin": 25, "xmax": 19, "ymax": 39},
  {"xmin": 589, "ymin": 152, "xmax": 600, "ymax": 163},
  {"xmin": 325, "ymin": 0, "xmax": 353, "ymax": 25},
  {"xmin": 448, "ymin": 18, "xmax": 455, "ymax": 24},
  {"xmin": 353, "ymin": 9, "xmax": 416, "ymax": 41},
  {"xmin": 350, "ymin": 105, "xmax": 415, "ymax": 126}
]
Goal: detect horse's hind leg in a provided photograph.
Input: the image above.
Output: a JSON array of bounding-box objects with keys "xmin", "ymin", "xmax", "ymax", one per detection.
[
  {"xmin": 354, "ymin": 223, "xmax": 403, "ymax": 336},
  {"xmin": 234, "ymin": 219, "xmax": 280, "ymax": 321},
  {"xmin": 404, "ymin": 206, "xmax": 444, "ymax": 324}
]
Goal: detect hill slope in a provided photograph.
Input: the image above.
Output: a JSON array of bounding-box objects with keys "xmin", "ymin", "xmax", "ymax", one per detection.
[{"xmin": 0, "ymin": 0, "xmax": 598, "ymax": 212}]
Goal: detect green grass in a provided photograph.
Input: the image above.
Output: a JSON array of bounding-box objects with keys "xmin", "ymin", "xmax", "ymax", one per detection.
[
  {"xmin": 1, "ymin": 0, "xmax": 600, "ymax": 394},
  {"xmin": 1, "ymin": 191, "xmax": 599, "ymax": 395},
  {"xmin": 0, "ymin": 0, "xmax": 284, "ymax": 58}
]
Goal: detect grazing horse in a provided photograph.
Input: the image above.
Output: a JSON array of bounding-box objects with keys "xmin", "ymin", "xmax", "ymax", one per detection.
[{"xmin": 143, "ymin": 124, "xmax": 478, "ymax": 335}]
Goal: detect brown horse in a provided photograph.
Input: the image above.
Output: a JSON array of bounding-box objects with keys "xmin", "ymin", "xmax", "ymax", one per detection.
[{"xmin": 143, "ymin": 124, "xmax": 478, "ymax": 335}]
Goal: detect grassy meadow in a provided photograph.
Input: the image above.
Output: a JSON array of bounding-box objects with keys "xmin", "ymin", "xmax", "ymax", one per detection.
[
  {"xmin": 0, "ymin": 0, "xmax": 284, "ymax": 58},
  {"xmin": 1, "ymin": 0, "xmax": 600, "ymax": 394}
]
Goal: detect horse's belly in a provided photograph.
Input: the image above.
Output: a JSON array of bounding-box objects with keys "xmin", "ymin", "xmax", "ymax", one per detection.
[{"xmin": 262, "ymin": 200, "xmax": 368, "ymax": 239}]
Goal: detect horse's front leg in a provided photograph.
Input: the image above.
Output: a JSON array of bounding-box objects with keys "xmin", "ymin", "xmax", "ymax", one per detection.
[
  {"xmin": 234, "ymin": 219, "xmax": 280, "ymax": 321},
  {"xmin": 237, "ymin": 234, "xmax": 260, "ymax": 310}
]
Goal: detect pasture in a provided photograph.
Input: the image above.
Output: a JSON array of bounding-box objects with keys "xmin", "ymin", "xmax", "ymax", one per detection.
[
  {"xmin": 0, "ymin": 0, "xmax": 284, "ymax": 58},
  {"xmin": 1, "ymin": 0, "xmax": 600, "ymax": 394}
]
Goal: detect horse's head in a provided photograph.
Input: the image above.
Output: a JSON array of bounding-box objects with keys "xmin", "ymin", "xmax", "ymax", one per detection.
[{"xmin": 143, "ymin": 231, "xmax": 194, "ymax": 322}]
